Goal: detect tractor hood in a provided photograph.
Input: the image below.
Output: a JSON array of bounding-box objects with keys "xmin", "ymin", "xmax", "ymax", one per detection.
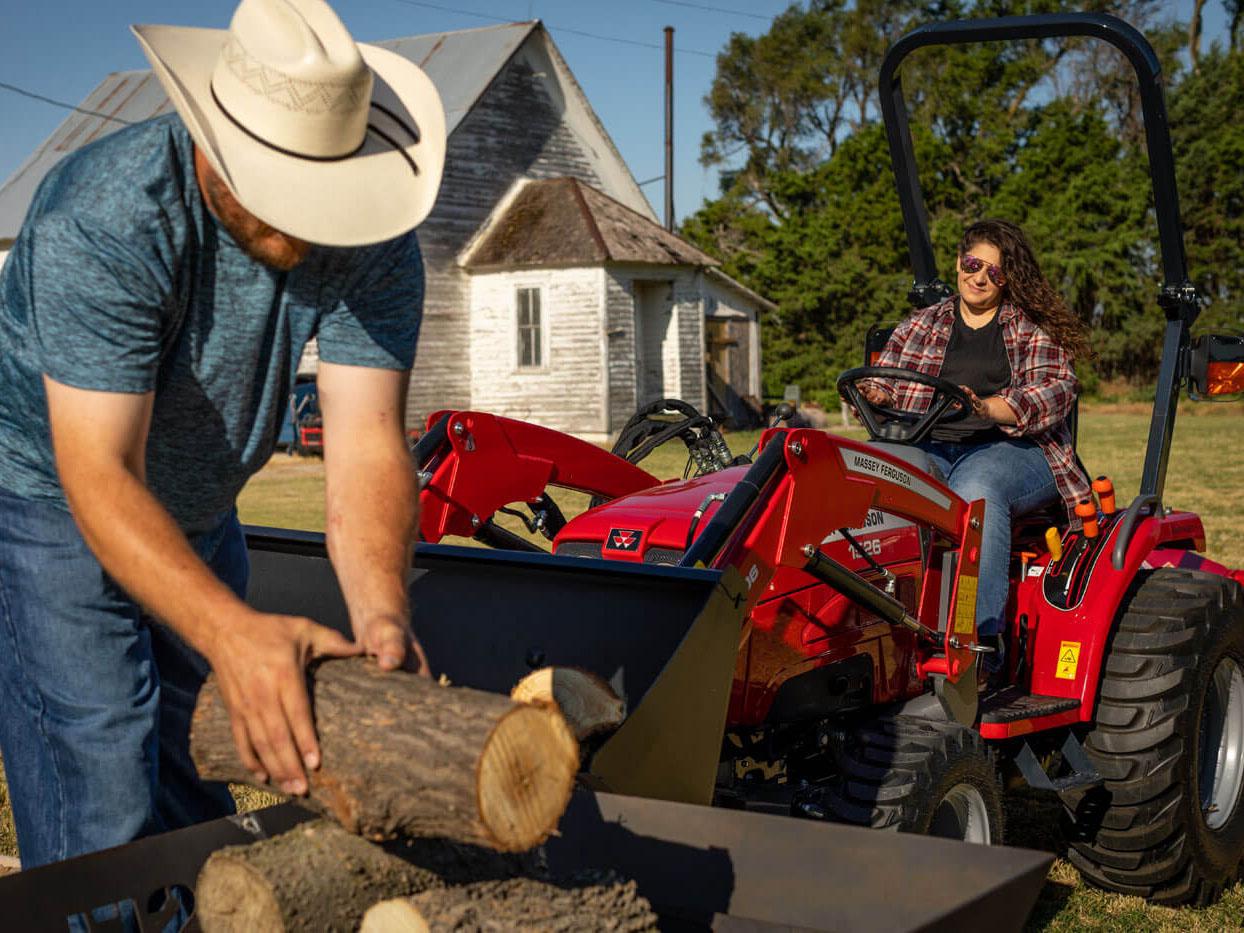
[{"xmin": 553, "ymin": 466, "xmax": 750, "ymax": 564}]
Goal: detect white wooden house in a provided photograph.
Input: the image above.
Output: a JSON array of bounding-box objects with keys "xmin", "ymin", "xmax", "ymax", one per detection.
[
  {"xmin": 0, "ymin": 22, "xmax": 771, "ymax": 436},
  {"xmin": 460, "ymin": 177, "xmax": 767, "ymax": 434}
]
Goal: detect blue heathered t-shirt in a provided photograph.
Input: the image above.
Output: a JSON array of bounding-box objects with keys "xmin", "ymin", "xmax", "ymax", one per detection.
[{"xmin": 0, "ymin": 115, "xmax": 424, "ymax": 534}]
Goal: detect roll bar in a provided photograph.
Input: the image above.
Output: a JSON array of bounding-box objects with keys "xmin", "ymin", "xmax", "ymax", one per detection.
[{"xmin": 879, "ymin": 12, "xmax": 1201, "ymax": 504}]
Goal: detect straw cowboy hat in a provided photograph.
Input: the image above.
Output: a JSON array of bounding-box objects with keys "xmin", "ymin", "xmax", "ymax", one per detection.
[{"xmin": 133, "ymin": 0, "xmax": 445, "ymax": 246}]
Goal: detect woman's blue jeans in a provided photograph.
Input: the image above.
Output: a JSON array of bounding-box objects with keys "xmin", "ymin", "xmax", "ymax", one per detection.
[
  {"xmin": 0, "ymin": 489, "xmax": 246, "ymax": 871},
  {"xmin": 915, "ymin": 438, "xmax": 1058, "ymax": 637}
]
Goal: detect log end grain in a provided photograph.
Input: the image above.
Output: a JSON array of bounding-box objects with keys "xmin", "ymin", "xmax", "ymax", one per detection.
[
  {"xmin": 510, "ymin": 668, "xmax": 626, "ymax": 741},
  {"xmin": 195, "ymin": 858, "xmax": 286, "ymax": 933},
  {"xmin": 477, "ymin": 703, "xmax": 579, "ymax": 852},
  {"xmin": 358, "ymin": 898, "xmax": 430, "ymax": 933}
]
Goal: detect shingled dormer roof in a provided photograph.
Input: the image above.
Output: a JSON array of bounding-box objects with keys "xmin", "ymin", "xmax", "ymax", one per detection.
[{"xmin": 462, "ymin": 177, "xmax": 720, "ymax": 270}]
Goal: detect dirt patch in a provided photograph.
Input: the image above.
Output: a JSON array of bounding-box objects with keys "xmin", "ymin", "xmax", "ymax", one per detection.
[{"xmin": 0, "ymin": 755, "xmax": 17, "ymax": 862}]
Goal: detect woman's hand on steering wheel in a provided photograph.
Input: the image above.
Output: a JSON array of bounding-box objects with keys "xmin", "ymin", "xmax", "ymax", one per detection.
[
  {"xmin": 837, "ymin": 366, "xmax": 972, "ymax": 445},
  {"xmin": 858, "ymin": 384, "xmax": 892, "ymax": 408}
]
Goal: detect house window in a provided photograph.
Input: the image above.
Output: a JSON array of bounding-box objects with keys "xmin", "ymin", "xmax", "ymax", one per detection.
[{"xmin": 517, "ymin": 287, "xmax": 543, "ymax": 368}]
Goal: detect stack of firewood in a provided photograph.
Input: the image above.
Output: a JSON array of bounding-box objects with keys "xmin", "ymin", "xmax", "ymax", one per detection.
[{"xmin": 190, "ymin": 659, "xmax": 651, "ymax": 932}]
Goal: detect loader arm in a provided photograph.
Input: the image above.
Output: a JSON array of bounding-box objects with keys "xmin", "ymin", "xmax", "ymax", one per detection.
[
  {"xmin": 683, "ymin": 428, "xmax": 985, "ymax": 683},
  {"xmin": 416, "ymin": 411, "xmax": 661, "ymax": 542}
]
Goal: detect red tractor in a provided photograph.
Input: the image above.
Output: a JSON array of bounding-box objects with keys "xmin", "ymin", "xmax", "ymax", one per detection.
[{"xmin": 408, "ymin": 12, "xmax": 1244, "ymax": 907}]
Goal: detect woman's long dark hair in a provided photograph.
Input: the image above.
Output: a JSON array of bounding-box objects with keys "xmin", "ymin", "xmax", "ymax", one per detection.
[{"xmin": 959, "ymin": 219, "xmax": 1092, "ymax": 362}]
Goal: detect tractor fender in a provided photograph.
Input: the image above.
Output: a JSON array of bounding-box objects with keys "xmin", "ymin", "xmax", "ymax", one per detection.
[{"xmin": 1015, "ymin": 509, "xmax": 1212, "ymax": 721}]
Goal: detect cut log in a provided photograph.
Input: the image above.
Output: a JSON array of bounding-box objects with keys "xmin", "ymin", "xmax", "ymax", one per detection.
[
  {"xmin": 196, "ymin": 820, "xmax": 441, "ymax": 933},
  {"xmin": 360, "ymin": 876, "xmax": 660, "ymax": 933},
  {"xmin": 510, "ymin": 667, "xmax": 625, "ymax": 741},
  {"xmin": 191, "ymin": 657, "xmax": 578, "ymax": 851}
]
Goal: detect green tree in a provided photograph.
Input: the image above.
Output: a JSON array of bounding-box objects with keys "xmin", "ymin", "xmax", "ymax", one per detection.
[
  {"xmin": 687, "ymin": 1, "xmax": 1244, "ymax": 397},
  {"xmin": 700, "ymin": 1, "xmax": 936, "ymax": 216},
  {"xmin": 1171, "ymin": 49, "xmax": 1244, "ymax": 338},
  {"xmin": 984, "ymin": 100, "xmax": 1158, "ymax": 380}
]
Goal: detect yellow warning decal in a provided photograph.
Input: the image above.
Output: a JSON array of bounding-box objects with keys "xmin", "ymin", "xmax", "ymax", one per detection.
[
  {"xmin": 953, "ymin": 575, "xmax": 978, "ymax": 635},
  {"xmin": 1056, "ymin": 641, "xmax": 1081, "ymax": 680}
]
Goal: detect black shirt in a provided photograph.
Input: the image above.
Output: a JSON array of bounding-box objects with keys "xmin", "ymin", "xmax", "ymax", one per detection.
[{"xmin": 931, "ymin": 300, "xmax": 1012, "ymax": 443}]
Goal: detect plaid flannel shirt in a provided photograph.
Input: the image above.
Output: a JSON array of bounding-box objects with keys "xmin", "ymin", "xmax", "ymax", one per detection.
[{"xmin": 865, "ymin": 297, "xmax": 1090, "ymax": 523}]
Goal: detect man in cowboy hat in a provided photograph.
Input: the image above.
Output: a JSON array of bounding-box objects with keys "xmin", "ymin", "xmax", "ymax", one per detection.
[{"xmin": 0, "ymin": 0, "xmax": 446, "ymax": 868}]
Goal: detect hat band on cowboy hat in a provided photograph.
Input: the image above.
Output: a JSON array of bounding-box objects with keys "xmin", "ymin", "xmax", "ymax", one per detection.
[
  {"xmin": 133, "ymin": 0, "xmax": 446, "ymax": 247},
  {"xmin": 211, "ymin": 34, "xmax": 372, "ymax": 160}
]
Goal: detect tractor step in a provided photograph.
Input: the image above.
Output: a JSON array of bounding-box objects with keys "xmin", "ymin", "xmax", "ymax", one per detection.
[
  {"xmin": 1014, "ymin": 732, "xmax": 1104, "ymax": 793},
  {"xmin": 978, "ymin": 687, "xmax": 1080, "ymax": 724}
]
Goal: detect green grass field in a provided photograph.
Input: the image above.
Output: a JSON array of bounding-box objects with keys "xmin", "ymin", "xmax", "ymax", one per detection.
[{"xmin": 4, "ymin": 407, "xmax": 1244, "ymax": 928}]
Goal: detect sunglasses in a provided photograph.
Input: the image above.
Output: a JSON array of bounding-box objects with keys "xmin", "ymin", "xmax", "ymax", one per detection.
[{"xmin": 959, "ymin": 253, "xmax": 1007, "ymax": 288}]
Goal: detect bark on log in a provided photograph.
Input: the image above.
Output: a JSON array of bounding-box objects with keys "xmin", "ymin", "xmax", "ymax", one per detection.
[
  {"xmin": 360, "ymin": 876, "xmax": 660, "ymax": 933},
  {"xmin": 510, "ymin": 667, "xmax": 625, "ymax": 741},
  {"xmin": 191, "ymin": 657, "xmax": 578, "ymax": 850},
  {"xmin": 196, "ymin": 820, "xmax": 442, "ymax": 933}
]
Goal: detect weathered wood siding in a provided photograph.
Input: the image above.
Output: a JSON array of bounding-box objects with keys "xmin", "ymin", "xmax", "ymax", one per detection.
[
  {"xmin": 406, "ymin": 38, "xmax": 608, "ymax": 429},
  {"xmin": 296, "ymin": 341, "xmax": 319, "ymax": 378},
  {"xmin": 674, "ymin": 275, "xmax": 705, "ymax": 409},
  {"xmin": 469, "ymin": 268, "xmax": 606, "ymax": 432},
  {"xmin": 604, "ymin": 273, "xmax": 638, "ymax": 430},
  {"xmin": 634, "ymin": 280, "xmax": 678, "ymax": 406}
]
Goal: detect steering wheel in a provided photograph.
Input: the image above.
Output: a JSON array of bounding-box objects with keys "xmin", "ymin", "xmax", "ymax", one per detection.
[{"xmin": 837, "ymin": 366, "xmax": 972, "ymax": 445}]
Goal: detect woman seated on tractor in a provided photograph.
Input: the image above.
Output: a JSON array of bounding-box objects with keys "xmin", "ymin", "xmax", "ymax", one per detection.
[{"xmin": 861, "ymin": 219, "xmax": 1092, "ymax": 670}]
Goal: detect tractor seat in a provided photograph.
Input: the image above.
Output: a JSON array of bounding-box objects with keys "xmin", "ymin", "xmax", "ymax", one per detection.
[{"xmin": 866, "ymin": 442, "xmax": 947, "ymax": 484}]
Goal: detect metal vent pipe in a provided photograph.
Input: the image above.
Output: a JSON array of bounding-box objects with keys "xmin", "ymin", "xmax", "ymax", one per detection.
[{"xmin": 664, "ymin": 26, "xmax": 675, "ymax": 231}]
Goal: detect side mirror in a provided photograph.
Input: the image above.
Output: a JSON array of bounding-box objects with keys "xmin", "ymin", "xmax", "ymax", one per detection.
[{"xmin": 1188, "ymin": 335, "xmax": 1244, "ymax": 399}]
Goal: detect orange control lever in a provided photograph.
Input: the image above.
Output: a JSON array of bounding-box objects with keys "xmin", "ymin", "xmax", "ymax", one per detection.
[
  {"xmin": 1093, "ymin": 476, "xmax": 1116, "ymax": 515},
  {"xmin": 1076, "ymin": 498, "xmax": 1099, "ymax": 539}
]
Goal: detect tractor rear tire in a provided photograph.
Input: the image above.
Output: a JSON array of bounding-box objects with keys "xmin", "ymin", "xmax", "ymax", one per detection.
[
  {"xmin": 822, "ymin": 715, "xmax": 1003, "ymax": 844},
  {"xmin": 1068, "ymin": 568, "xmax": 1244, "ymax": 906}
]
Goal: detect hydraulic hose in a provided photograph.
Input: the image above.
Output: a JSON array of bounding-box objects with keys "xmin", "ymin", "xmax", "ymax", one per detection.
[
  {"xmin": 679, "ymin": 433, "xmax": 788, "ymax": 568},
  {"xmin": 411, "ymin": 413, "xmax": 452, "ymax": 470}
]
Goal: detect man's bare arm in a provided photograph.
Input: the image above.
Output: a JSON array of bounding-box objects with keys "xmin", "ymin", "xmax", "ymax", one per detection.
[
  {"xmin": 43, "ymin": 376, "xmax": 360, "ymax": 794},
  {"xmin": 317, "ymin": 362, "xmax": 427, "ymax": 674}
]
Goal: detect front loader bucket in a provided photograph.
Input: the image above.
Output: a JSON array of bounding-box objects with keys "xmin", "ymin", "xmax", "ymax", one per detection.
[
  {"xmin": 244, "ymin": 528, "xmax": 747, "ymax": 805},
  {"xmin": 549, "ymin": 791, "xmax": 1054, "ymax": 932},
  {"xmin": 0, "ymin": 793, "xmax": 1053, "ymax": 932}
]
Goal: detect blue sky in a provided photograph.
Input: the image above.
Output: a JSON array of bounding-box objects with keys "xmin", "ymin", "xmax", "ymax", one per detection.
[{"xmin": 0, "ymin": 1, "xmax": 1228, "ymax": 224}]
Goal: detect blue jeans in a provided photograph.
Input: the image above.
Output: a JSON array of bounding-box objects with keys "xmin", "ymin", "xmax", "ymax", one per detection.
[
  {"xmin": 916, "ymin": 438, "xmax": 1058, "ymax": 636},
  {"xmin": 0, "ymin": 489, "xmax": 246, "ymax": 870}
]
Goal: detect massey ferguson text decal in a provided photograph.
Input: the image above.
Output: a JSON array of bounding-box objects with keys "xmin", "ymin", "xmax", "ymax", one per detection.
[
  {"xmin": 605, "ymin": 528, "xmax": 643, "ymax": 551},
  {"xmin": 838, "ymin": 450, "xmax": 952, "ymax": 510}
]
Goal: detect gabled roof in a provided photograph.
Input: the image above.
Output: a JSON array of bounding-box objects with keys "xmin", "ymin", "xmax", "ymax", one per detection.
[
  {"xmin": 1, "ymin": 21, "xmax": 651, "ymax": 244},
  {"xmin": 463, "ymin": 177, "xmax": 718, "ymax": 269},
  {"xmin": 0, "ymin": 71, "xmax": 173, "ymax": 246},
  {"xmin": 380, "ymin": 23, "xmax": 537, "ymax": 134}
]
